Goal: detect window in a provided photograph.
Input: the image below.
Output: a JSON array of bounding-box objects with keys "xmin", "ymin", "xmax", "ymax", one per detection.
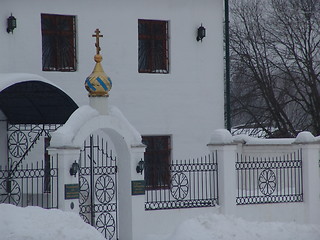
[
  {"xmin": 41, "ymin": 14, "xmax": 77, "ymax": 71},
  {"xmin": 142, "ymin": 135, "xmax": 171, "ymax": 189},
  {"xmin": 138, "ymin": 19, "xmax": 169, "ymax": 73}
]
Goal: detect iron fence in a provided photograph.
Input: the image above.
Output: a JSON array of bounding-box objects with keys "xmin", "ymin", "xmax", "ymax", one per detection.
[
  {"xmin": 0, "ymin": 156, "xmax": 58, "ymax": 209},
  {"xmin": 145, "ymin": 152, "xmax": 218, "ymax": 210},
  {"xmin": 236, "ymin": 149, "xmax": 303, "ymax": 205}
]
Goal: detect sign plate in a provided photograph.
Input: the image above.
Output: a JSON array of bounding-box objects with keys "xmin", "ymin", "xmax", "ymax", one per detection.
[
  {"xmin": 65, "ymin": 184, "xmax": 79, "ymax": 199},
  {"xmin": 131, "ymin": 180, "xmax": 145, "ymax": 195}
]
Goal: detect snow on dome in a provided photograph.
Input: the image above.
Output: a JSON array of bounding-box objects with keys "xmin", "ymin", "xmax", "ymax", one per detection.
[
  {"xmin": 209, "ymin": 129, "xmax": 234, "ymax": 144},
  {"xmin": 294, "ymin": 131, "xmax": 316, "ymax": 143}
]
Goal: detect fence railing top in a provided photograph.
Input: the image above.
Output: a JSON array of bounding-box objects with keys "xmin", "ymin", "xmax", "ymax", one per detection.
[{"xmin": 209, "ymin": 129, "xmax": 320, "ymax": 146}]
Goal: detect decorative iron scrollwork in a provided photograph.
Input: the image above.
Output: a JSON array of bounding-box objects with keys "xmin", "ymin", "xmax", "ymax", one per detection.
[
  {"xmin": 171, "ymin": 172, "xmax": 189, "ymax": 200},
  {"xmin": 95, "ymin": 174, "xmax": 115, "ymax": 204},
  {"xmin": 96, "ymin": 212, "xmax": 115, "ymax": 239},
  {"xmin": 259, "ymin": 169, "xmax": 276, "ymax": 196},
  {"xmin": 8, "ymin": 131, "xmax": 28, "ymax": 158},
  {"xmin": 0, "ymin": 179, "xmax": 21, "ymax": 205},
  {"xmin": 79, "ymin": 176, "xmax": 89, "ymax": 205},
  {"xmin": 79, "ymin": 134, "xmax": 118, "ymax": 240}
]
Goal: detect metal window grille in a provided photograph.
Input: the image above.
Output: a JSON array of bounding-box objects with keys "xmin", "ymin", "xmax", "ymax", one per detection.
[
  {"xmin": 145, "ymin": 152, "xmax": 219, "ymax": 210},
  {"xmin": 41, "ymin": 14, "xmax": 77, "ymax": 71},
  {"xmin": 138, "ymin": 19, "xmax": 169, "ymax": 73},
  {"xmin": 236, "ymin": 149, "xmax": 303, "ymax": 205}
]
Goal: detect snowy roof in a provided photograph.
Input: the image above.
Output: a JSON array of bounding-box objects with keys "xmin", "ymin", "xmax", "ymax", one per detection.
[
  {"xmin": 50, "ymin": 105, "xmax": 142, "ymax": 148},
  {"xmin": 0, "ymin": 73, "xmax": 60, "ymax": 91},
  {"xmin": 0, "ymin": 73, "xmax": 78, "ymax": 124}
]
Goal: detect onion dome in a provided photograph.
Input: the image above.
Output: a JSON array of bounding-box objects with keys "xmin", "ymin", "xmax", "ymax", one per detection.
[{"xmin": 85, "ymin": 29, "xmax": 112, "ymax": 96}]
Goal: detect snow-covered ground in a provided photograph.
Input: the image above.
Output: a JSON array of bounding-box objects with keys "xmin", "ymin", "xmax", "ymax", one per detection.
[{"xmin": 1, "ymin": 203, "xmax": 320, "ymax": 240}]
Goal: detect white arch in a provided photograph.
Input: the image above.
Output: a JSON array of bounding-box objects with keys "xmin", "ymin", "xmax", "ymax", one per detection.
[
  {"xmin": 50, "ymin": 103, "xmax": 145, "ymax": 240},
  {"xmin": 50, "ymin": 104, "xmax": 142, "ymax": 149},
  {"xmin": 0, "ymin": 73, "xmax": 62, "ymax": 91}
]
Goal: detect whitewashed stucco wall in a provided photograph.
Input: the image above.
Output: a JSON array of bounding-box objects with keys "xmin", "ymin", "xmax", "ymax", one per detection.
[{"xmin": 0, "ymin": 0, "xmax": 224, "ymax": 160}]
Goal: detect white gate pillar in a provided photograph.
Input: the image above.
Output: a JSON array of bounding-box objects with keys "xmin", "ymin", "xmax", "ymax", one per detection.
[
  {"xmin": 294, "ymin": 132, "xmax": 320, "ymax": 224},
  {"xmin": 130, "ymin": 144, "xmax": 146, "ymax": 240},
  {"xmin": 114, "ymin": 137, "xmax": 146, "ymax": 240},
  {"xmin": 207, "ymin": 129, "xmax": 237, "ymax": 216},
  {"xmin": 48, "ymin": 147, "xmax": 81, "ymax": 213}
]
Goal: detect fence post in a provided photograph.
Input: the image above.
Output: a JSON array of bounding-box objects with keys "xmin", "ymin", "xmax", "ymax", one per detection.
[
  {"xmin": 294, "ymin": 132, "xmax": 320, "ymax": 224},
  {"xmin": 207, "ymin": 129, "xmax": 237, "ymax": 216},
  {"xmin": 129, "ymin": 144, "xmax": 146, "ymax": 240},
  {"xmin": 48, "ymin": 147, "xmax": 81, "ymax": 213},
  {"xmin": 114, "ymin": 142, "xmax": 145, "ymax": 240}
]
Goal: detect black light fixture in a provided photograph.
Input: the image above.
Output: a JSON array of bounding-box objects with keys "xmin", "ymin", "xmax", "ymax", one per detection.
[
  {"xmin": 69, "ymin": 161, "xmax": 80, "ymax": 177},
  {"xmin": 196, "ymin": 24, "xmax": 206, "ymax": 42},
  {"xmin": 136, "ymin": 159, "xmax": 144, "ymax": 175},
  {"xmin": 7, "ymin": 13, "xmax": 17, "ymax": 34}
]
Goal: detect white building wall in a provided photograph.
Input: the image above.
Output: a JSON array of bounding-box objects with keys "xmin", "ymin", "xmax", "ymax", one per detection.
[{"xmin": 0, "ymin": 0, "xmax": 224, "ymax": 159}]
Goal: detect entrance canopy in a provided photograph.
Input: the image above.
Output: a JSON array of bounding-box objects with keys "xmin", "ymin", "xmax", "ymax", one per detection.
[{"xmin": 0, "ymin": 73, "xmax": 78, "ymax": 124}]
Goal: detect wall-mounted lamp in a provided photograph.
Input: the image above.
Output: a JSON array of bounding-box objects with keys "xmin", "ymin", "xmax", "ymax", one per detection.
[
  {"xmin": 196, "ymin": 24, "xmax": 206, "ymax": 42},
  {"xmin": 7, "ymin": 14, "xmax": 17, "ymax": 34},
  {"xmin": 136, "ymin": 159, "xmax": 144, "ymax": 175},
  {"xmin": 69, "ymin": 161, "xmax": 80, "ymax": 177}
]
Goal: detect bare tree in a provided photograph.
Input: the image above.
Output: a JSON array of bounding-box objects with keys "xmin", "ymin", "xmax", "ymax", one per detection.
[{"xmin": 230, "ymin": 0, "xmax": 320, "ymax": 137}]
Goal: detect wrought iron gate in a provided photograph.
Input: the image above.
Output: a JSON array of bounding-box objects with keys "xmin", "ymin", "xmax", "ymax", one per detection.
[
  {"xmin": 0, "ymin": 124, "xmax": 60, "ymax": 208},
  {"xmin": 79, "ymin": 134, "xmax": 118, "ymax": 240}
]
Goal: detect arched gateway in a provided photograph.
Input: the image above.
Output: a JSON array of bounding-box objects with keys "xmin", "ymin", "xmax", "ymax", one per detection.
[
  {"xmin": 0, "ymin": 73, "xmax": 78, "ymax": 208},
  {"xmin": 48, "ymin": 29, "xmax": 146, "ymax": 240}
]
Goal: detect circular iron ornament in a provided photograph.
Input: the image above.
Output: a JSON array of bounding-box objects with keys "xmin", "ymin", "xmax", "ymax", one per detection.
[
  {"xmin": 259, "ymin": 169, "xmax": 276, "ymax": 196},
  {"xmin": 0, "ymin": 179, "xmax": 21, "ymax": 205},
  {"xmin": 96, "ymin": 212, "xmax": 115, "ymax": 239},
  {"xmin": 9, "ymin": 131, "xmax": 28, "ymax": 158},
  {"xmin": 171, "ymin": 172, "xmax": 189, "ymax": 200},
  {"xmin": 79, "ymin": 176, "xmax": 89, "ymax": 205},
  {"xmin": 95, "ymin": 174, "xmax": 115, "ymax": 204}
]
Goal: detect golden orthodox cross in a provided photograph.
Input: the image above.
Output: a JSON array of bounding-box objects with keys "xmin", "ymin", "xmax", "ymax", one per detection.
[{"xmin": 92, "ymin": 28, "xmax": 103, "ymax": 54}]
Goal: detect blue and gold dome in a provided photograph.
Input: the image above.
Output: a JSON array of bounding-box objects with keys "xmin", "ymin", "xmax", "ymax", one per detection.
[{"xmin": 85, "ymin": 29, "xmax": 112, "ymax": 97}]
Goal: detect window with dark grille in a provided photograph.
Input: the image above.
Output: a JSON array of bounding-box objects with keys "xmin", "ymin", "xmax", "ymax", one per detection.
[
  {"xmin": 138, "ymin": 19, "xmax": 169, "ymax": 73},
  {"xmin": 41, "ymin": 14, "xmax": 77, "ymax": 71},
  {"xmin": 142, "ymin": 135, "xmax": 171, "ymax": 189}
]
